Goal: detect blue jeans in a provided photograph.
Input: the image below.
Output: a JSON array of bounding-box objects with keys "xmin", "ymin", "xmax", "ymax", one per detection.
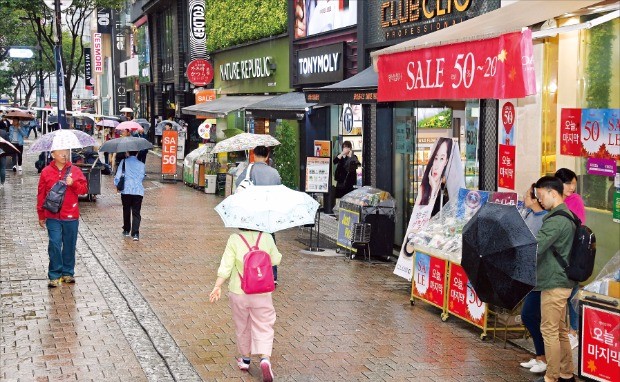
[
  {"xmin": 46, "ymin": 219, "xmax": 79, "ymax": 280},
  {"xmin": 568, "ymin": 285, "xmax": 579, "ymax": 331},
  {"xmin": 521, "ymin": 291, "xmax": 545, "ymax": 356},
  {"xmin": 0, "ymin": 156, "xmax": 6, "ymax": 184}
]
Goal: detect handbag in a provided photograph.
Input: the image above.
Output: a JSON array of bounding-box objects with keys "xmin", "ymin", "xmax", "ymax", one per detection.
[
  {"xmin": 116, "ymin": 160, "xmax": 126, "ymax": 192},
  {"xmin": 235, "ymin": 164, "xmax": 254, "ymax": 193},
  {"xmin": 43, "ymin": 166, "xmax": 72, "ymax": 213}
]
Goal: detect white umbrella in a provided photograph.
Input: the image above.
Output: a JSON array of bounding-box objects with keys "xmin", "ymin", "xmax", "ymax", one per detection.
[
  {"xmin": 211, "ymin": 133, "xmax": 280, "ymax": 154},
  {"xmin": 214, "ymin": 185, "xmax": 320, "ymax": 233},
  {"xmin": 29, "ymin": 129, "xmax": 97, "ymax": 152}
]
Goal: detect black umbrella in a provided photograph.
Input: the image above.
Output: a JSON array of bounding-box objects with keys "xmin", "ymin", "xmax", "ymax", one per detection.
[
  {"xmin": 98, "ymin": 137, "xmax": 153, "ymax": 153},
  {"xmin": 461, "ymin": 203, "xmax": 537, "ymax": 310}
]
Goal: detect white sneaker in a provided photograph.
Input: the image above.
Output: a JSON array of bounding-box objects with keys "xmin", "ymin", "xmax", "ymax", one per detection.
[
  {"xmin": 530, "ymin": 361, "xmax": 547, "ymax": 373},
  {"xmin": 17, "ymin": 166, "xmax": 22, "ymax": 172},
  {"xmin": 520, "ymin": 358, "xmax": 538, "ymax": 368},
  {"xmin": 569, "ymin": 333, "xmax": 579, "ymax": 350}
]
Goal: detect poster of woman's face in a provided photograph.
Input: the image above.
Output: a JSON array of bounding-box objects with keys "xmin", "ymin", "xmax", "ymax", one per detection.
[{"xmin": 418, "ymin": 138, "xmax": 453, "ymax": 206}]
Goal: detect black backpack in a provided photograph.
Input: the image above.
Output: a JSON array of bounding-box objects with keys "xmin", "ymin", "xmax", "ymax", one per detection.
[
  {"xmin": 550, "ymin": 210, "xmax": 596, "ymax": 282},
  {"xmin": 42, "ymin": 166, "xmax": 72, "ymax": 214}
]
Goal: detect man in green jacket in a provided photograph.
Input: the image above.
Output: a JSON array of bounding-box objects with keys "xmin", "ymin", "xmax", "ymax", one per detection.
[{"xmin": 533, "ymin": 176, "xmax": 577, "ymax": 382}]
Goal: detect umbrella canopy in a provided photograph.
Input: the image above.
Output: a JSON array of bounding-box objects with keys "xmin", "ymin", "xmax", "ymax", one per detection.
[
  {"xmin": 95, "ymin": 119, "xmax": 119, "ymax": 128},
  {"xmin": 29, "ymin": 129, "xmax": 98, "ymax": 152},
  {"xmin": 215, "ymin": 185, "xmax": 320, "ymax": 233},
  {"xmin": 99, "ymin": 137, "xmax": 153, "ymax": 153},
  {"xmin": 211, "ymin": 133, "xmax": 280, "ymax": 154},
  {"xmin": 461, "ymin": 203, "xmax": 538, "ymax": 310},
  {"xmin": 0, "ymin": 135, "xmax": 20, "ymax": 154},
  {"xmin": 115, "ymin": 121, "xmax": 143, "ymax": 131},
  {"xmin": 4, "ymin": 110, "xmax": 34, "ymax": 120},
  {"xmin": 133, "ymin": 118, "xmax": 150, "ymax": 132},
  {"xmin": 156, "ymin": 120, "xmax": 181, "ymax": 131},
  {"xmin": 120, "ymin": 107, "xmax": 134, "ymax": 113}
]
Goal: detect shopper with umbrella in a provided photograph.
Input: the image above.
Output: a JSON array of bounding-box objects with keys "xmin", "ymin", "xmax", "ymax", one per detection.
[
  {"xmin": 531, "ymin": 176, "xmax": 577, "ymax": 382},
  {"xmin": 6, "ymin": 112, "xmax": 31, "ymax": 173},
  {"xmin": 0, "ymin": 131, "xmax": 20, "ymax": 187},
  {"xmin": 113, "ymin": 150, "xmax": 146, "ymax": 241},
  {"xmin": 36, "ymin": 142, "xmax": 89, "ymax": 288}
]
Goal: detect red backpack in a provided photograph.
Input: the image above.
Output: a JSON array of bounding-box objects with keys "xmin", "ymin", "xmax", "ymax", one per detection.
[{"xmin": 237, "ymin": 233, "xmax": 275, "ymax": 294}]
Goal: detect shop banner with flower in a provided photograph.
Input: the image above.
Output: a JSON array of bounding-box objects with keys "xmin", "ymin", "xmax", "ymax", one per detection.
[{"xmin": 377, "ymin": 30, "xmax": 536, "ymax": 101}]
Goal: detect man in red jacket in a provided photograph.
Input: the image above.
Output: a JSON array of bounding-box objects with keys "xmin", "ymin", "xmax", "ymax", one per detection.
[{"xmin": 37, "ymin": 149, "xmax": 88, "ymax": 288}]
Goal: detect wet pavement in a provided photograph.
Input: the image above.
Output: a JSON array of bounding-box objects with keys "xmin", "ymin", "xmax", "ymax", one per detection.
[{"xmin": 1, "ymin": 142, "xmax": 541, "ymax": 381}]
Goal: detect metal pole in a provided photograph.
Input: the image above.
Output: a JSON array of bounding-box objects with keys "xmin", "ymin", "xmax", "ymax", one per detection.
[{"xmin": 54, "ymin": 0, "xmax": 68, "ymax": 129}]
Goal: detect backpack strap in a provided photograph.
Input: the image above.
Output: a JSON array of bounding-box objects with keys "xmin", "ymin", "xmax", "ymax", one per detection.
[
  {"xmin": 121, "ymin": 159, "xmax": 126, "ymax": 175},
  {"xmin": 254, "ymin": 232, "xmax": 262, "ymax": 248},
  {"xmin": 548, "ymin": 210, "xmax": 578, "ymax": 272},
  {"xmin": 238, "ymin": 233, "xmax": 253, "ymax": 251}
]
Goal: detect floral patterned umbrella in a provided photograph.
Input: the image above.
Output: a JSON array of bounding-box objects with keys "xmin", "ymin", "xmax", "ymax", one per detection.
[
  {"xmin": 115, "ymin": 121, "xmax": 143, "ymax": 131},
  {"xmin": 215, "ymin": 185, "xmax": 319, "ymax": 233},
  {"xmin": 211, "ymin": 133, "xmax": 280, "ymax": 154},
  {"xmin": 29, "ymin": 129, "xmax": 97, "ymax": 152}
]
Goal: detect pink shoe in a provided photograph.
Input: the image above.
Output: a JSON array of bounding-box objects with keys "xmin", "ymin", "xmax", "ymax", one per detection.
[
  {"xmin": 260, "ymin": 359, "xmax": 273, "ymax": 382},
  {"xmin": 236, "ymin": 357, "xmax": 250, "ymax": 371}
]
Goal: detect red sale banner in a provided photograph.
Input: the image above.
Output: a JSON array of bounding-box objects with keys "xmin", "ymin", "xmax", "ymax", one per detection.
[
  {"xmin": 560, "ymin": 108, "xmax": 582, "ymax": 156},
  {"xmin": 580, "ymin": 304, "xmax": 620, "ymax": 382},
  {"xmin": 498, "ymin": 144, "xmax": 516, "ymax": 190},
  {"xmin": 377, "ymin": 30, "xmax": 535, "ymax": 101},
  {"xmin": 448, "ymin": 264, "xmax": 486, "ymax": 327},
  {"xmin": 412, "ymin": 252, "xmax": 447, "ymax": 308}
]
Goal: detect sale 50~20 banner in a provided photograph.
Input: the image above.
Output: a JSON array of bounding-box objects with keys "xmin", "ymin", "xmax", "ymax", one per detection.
[{"xmin": 377, "ymin": 30, "xmax": 536, "ymax": 101}]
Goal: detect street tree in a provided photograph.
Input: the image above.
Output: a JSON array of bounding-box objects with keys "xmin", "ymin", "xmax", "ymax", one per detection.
[{"xmin": 1, "ymin": 0, "xmax": 123, "ymax": 110}]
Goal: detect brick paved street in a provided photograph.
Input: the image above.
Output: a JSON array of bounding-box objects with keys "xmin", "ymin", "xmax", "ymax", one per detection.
[{"xmin": 1, "ymin": 144, "xmax": 540, "ymax": 381}]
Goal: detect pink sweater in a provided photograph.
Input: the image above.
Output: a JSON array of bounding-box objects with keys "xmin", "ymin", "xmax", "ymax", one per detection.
[{"xmin": 565, "ymin": 193, "xmax": 586, "ymax": 224}]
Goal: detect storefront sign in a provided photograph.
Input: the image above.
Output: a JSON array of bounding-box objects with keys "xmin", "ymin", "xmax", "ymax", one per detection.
[
  {"xmin": 377, "ymin": 30, "xmax": 536, "ymax": 101},
  {"xmin": 412, "ymin": 252, "xmax": 447, "ymax": 308},
  {"xmin": 581, "ymin": 108, "xmax": 620, "ymax": 160},
  {"xmin": 93, "ymin": 33, "xmax": 103, "ymax": 74},
  {"xmin": 219, "ymin": 56, "xmax": 274, "ymax": 81},
  {"xmin": 188, "ymin": 0, "xmax": 207, "ymax": 60},
  {"xmin": 162, "ymin": 130, "xmax": 178, "ymax": 175},
  {"xmin": 448, "ymin": 263, "xmax": 486, "ymax": 328},
  {"xmin": 560, "ymin": 108, "xmax": 582, "ymax": 156},
  {"xmin": 305, "ymin": 157, "xmax": 330, "ymax": 193},
  {"xmin": 313, "ymin": 140, "xmax": 331, "ymax": 158},
  {"xmin": 305, "ymin": 89, "xmax": 376, "ymax": 104},
  {"xmin": 579, "ymin": 304, "xmax": 620, "ymax": 381},
  {"xmin": 294, "ymin": 0, "xmax": 357, "ymax": 39},
  {"xmin": 112, "ymin": 10, "xmax": 127, "ymax": 113},
  {"xmin": 187, "ymin": 59, "xmax": 214, "ymax": 86},
  {"xmin": 586, "ymin": 157, "xmax": 616, "ymax": 177},
  {"xmin": 337, "ymin": 208, "xmax": 360, "ymax": 250},
  {"xmin": 96, "ymin": 8, "xmax": 112, "ymax": 34},
  {"xmin": 501, "ymin": 101, "xmax": 516, "ymax": 145},
  {"xmin": 83, "ymin": 48, "xmax": 93, "ymax": 90},
  {"xmin": 295, "ymin": 43, "xmax": 345, "ymax": 85},
  {"xmin": 490, "ymin": 191, "xmax": 518, "ymax": 206},
  {"xmin": 498, "ymin": 144, "xmax": 516, "ymax": 190}
]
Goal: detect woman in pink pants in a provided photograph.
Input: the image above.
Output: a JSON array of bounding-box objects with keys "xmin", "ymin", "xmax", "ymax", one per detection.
[{"xmin": 210, "ymin": 229, "xmax": 282, "ymax": 382}]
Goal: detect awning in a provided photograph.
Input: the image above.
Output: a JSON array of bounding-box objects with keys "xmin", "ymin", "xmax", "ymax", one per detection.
[
  {"xmin": 245, "ymin": 92, "xmax": 315, "ymax": 120},
  {"xmin": 304, "ymin": 67, "xmax": 378, "ymax": 105},
  {"xmin": 181, "ymin": 95, "xmax": 275, "ymax": 118},
  {"xmin": 371, "ymin": 0, "xmax": 602, "ymax": 68}
]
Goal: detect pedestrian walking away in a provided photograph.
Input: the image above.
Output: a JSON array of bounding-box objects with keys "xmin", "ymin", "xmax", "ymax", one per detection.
[
  {"xmin": 209, "ymin": 229, "xmax": 282, "ymax": 382},
  {"xmin": 114, "ymin": 151, "xmax": 145, "ymax": 241},
  {"xmin": 235, "ymin": 145, "xmax": 282, "ymax": 284},
  {"xmin": 533, "ymin": 176, "xmax": 577, "ymax": 382},
  {"xmin": 8, "ymin": 118, "xmax": 27, "ymax": 172},
  {"xmin": 36, "ymin": 149, "xmax": 88, "ymax": 288},
  {"xmin": 0, "ymin": 129, "xmax": 9, "ymax": 187}
]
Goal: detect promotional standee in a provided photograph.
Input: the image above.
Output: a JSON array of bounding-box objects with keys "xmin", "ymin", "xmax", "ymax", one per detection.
[{"xmin": 162, "ymin": 130, "xmax": 178, "ymax": 180}]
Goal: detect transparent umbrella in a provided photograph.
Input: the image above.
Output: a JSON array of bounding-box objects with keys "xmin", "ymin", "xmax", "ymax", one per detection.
[
  {"xmin": 211, "ymin": 133, "xmax": 280, "ymax": 154},
  {"xmin": 29, "ymin": 129, "xmax": 97, "ymax": 152}
]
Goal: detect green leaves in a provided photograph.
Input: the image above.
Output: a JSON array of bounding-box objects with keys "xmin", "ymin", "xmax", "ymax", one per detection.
[
  {"xmin": 206, "ymin": 0, "xmax": 287, "ymax": 52},
  {"xmin": 273, "ymin": 120, "xmax": 299, "ymax": 190}
]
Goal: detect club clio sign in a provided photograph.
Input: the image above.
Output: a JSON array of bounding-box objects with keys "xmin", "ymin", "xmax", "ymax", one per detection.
[
  {"xmin": 380, "ymin": 0, "xmax": 499, "ymax": 40},
  {"xmin": 295, "ymin": 43, "xmax": 345, "ymax": 85},
  {"xmin": 219, "ymin": 56, "xmax": 274, "ymax": 81},
  {"xmin": 188, "ymin": 0, "xmax": 207, "ymax": 60}
]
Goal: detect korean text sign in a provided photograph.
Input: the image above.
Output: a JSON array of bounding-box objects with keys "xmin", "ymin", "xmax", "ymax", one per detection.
[
  {"xmin": 579, "ymin": 304, "xmax": 619, "ymax": 381},
  {"xmin": 161, "ymin": 130, "xmax": 178, "ymax": 175},
  {"xmin": 498, "ymin": 144, "xmax": 516, "ymax": 190},
  {"xmin": 448, "ymin": 263, "xmax": 486, "ymax": 327},
  {"xmin": 377, "ymin": 30, "xmax": 536, "ymax": 101},
  {"xmin": 412, "ymin": 252, "xmax": 447, "ymax": 308}
]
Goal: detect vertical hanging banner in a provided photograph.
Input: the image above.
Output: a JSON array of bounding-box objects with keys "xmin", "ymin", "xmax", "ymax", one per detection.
[
  {"xmin": 54, "ymin": 46, "xmax": 68, "ymax": 129},
  {"xmin": 162, "ymin": 130, "xmax": 178, "ymax": 175},
  {"xmin": 395, "ymin": 138, "xmax": 465, "ymax": 280},
  {"xmin": 93, "ymin": 33, "xmax": 103, "ymax": 74},
  {"xmin": 560, "ymin": 108, "xmax": 582, "ymax": 156},
  {"xmin": 498, "ymin": 144, "xmax": 516, "ymax": 190},
  {"xmin": 83, "ymin": 48, "xmax": 93, "ymax": 90},
  {"xmin": 188, "ymin": 0, "xmax": 207, "ymax": 60},
  {"xmin": 377, "ymin": 30, "xmax": 536, "ymax": 101},
  {"xmin": 96, "ymin": 8, "xmax": 112, "ymax": 34},
  {"xmin": 112, "ymin": 9, "xmax": 126, "ymax": 114}
]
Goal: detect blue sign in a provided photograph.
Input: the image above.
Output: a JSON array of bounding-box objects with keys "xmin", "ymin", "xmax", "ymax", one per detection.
[{"xmin": 337, "ymin": 208, "xmax": 360, "ymax": 250}]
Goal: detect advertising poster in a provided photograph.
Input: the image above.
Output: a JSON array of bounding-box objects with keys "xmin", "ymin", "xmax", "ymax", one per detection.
[
  {"xmin": 305, "ymin": 157, "xmax": 330, "ymax": 193},
  {"xmin": 293, "ymin": 0, "xmax": 357, "ymax": 39},
  {"xmin": 412, "ymin": 252, "xmax": 447, "ymax": 308},
  {"xmin": 161, "ymin": 130, "xmax": 178, "ymax": 175},
  {"xmin": 313, "ymin": 140, "xmax": 331, "ymax": 158},
  {"xmin": 498, "ymin": 144, "xmax": 516, "ymax": 190},
  {"xmin": 560, "ymin": 108, "xmax": 582, "ymax": 156},
  {"xmin": 579, "ymin": 304, "xmax": 620, "ymax": 381},
  {"xmin": 337, "ymin": 208, "xmax": 360, "ymax": 251},
  {"xmin": 395, "ymin": 138, "xmax": 465, "ymax": 280},
  {"xmin": 586, "ymin": 157, "xmax": 616, "ymax": 177},
  {"xmin": 490, "ymin": 191, "xmax": 518, "ymax": 206},
  {"xmin": 581, "ymin": 108, "xmax": 620, "ymax": 160},
  {"xmin": 456, "ymin": 189, "xmax": 491, "ymax": 220},
  {"xmin": 448, "ymin": 263, "xmax": 486, "ymax": 328},
  {"xmin": 395, "ymin": 117, "xmax": 414, "ymax": 154},
  {"xmin": 500, "ymin": 100, "xmax": 516, "ymax": 146}
]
